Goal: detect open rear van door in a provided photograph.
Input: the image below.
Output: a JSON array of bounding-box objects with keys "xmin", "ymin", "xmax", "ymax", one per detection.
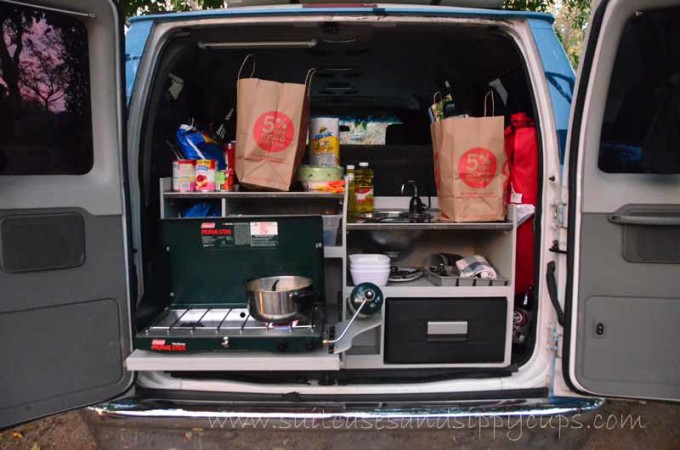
[
  {"xmin": 0, "ymin": 0, "xmax": 131, "ymax": 427},
  {"xmin": 564, "ymin": 0, "xmax": 680, "ymax": 401}
]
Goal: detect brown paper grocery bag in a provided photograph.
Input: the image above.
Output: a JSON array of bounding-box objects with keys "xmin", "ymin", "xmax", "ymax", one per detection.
[
  {"xmin": 235, "ymin": 55, "xmax": 314, "ymax": 191},
  {"xmin": 431, "ymin": 94, "xmax": 508, "ymax": 222}
]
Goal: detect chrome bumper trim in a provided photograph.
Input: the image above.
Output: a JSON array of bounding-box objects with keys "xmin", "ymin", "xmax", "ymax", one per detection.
[{"xmin": 84, "ymin": 396, "xmax": 604, "ymax": 429}]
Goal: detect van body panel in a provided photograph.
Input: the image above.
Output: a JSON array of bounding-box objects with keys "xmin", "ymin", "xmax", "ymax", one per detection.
[
  {"xmin": 0, "ymin": 0, "xmax": 132, "ymax": 429},
  {"xmin": 562, "ymin": 0, "xmax": 680, "ymax": 401}
]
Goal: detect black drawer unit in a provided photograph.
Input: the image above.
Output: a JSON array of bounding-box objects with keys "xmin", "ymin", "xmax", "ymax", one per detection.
[{"xmin": 385, "ymin": 297, "xmax": 507, "ymax": 364}]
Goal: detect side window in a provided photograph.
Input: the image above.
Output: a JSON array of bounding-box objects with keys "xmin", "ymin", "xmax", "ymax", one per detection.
[
  {"xmin": 598, "ymin": 7, "xmax": 680, "ymax": 174},
  {"xmin": 339, "ymin": 116, "xmax": 402, "ymax": 145},
  {"xmin": 0, "ymin": 3, "xmax": 92, "ymax": 175}
]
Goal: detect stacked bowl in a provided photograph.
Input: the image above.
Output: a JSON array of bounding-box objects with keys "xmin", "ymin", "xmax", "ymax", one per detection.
[{"xmin": 349, "ymin": 254, "xmax": 391, "ymax": 286}]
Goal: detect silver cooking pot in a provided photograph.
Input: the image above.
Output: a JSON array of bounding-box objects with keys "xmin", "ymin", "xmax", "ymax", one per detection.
[{"xmin": 245, "ymin": 275, "xmax": 318, "ymax": 324}]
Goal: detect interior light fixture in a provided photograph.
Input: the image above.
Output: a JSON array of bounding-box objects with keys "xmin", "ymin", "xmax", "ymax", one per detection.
[{"xmin": 198, "ymin": 39, "xmax": 318, "ymax": 50}]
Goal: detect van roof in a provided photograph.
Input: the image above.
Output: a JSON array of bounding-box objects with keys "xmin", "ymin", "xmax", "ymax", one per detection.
[{"xmin": 127, "ymin": 3, "xmax": 555, "ymax": 25}]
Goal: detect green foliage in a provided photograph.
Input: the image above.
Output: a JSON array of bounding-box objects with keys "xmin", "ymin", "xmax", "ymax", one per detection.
[
  {"xmin": 504, "ymin": 0, "xmax": 591, "ymax": 67},
  {"xmin": 121, "ymin": 1, "xmax": 225, "ymax": 18}
]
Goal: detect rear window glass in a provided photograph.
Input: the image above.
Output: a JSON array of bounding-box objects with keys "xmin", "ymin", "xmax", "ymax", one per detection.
[
  {"xmin": 0, "ymin": 3, "xmax": 93, "ymax": 175},
  {"xmin": 339, "ymin": 116, "xmax": 402, "ymax": 146},
  {"xmin": 598, "ymin": 7, "xmax": 680, "ymax": 174}
]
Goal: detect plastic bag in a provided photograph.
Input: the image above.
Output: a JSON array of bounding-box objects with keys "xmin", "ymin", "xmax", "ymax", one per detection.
[
  {"xmin": 176, "ymin": 123, "xmax": 226, "ymax": 170},
  {"xmin": 181, "ymin": 203, "xmax": 220, "ymax": 218}
]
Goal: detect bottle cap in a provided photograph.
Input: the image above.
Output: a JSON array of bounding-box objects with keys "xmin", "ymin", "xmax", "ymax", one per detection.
[{"xmin": 359, "ymin": 162, "xmax": 369, "ymax": 167}]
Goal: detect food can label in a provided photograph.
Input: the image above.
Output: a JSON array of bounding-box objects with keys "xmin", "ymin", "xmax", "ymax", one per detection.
[
  {"xmin": 175, "ymin": 159, "xmax": 195, "ymax": 192},
  {"xmin": 195, "ymin": 159, "xmax": 216, "ymax": 192}
]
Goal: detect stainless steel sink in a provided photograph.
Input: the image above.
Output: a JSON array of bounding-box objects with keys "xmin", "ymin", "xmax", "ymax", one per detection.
[
  {"xmin": 353, "ymin": 210, "xmax": 432, "ymax": 259},
  {"xmin": 356, "ymin": 210, "xmax": 433, "ymax": 223}
]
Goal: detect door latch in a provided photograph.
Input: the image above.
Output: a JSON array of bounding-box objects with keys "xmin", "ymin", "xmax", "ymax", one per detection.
[{"xmin": 549, "ymin": 240, "xmax": 567, "ymax": 254}]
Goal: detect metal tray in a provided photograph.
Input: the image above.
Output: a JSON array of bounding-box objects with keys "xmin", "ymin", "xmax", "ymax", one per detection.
[{"xmin": 426, "ymin": 269, "xmax": 508, "ymax": 287}]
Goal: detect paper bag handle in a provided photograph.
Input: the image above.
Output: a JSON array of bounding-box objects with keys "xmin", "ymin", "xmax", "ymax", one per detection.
[
  {"xmin": 483, "ymin": 90, "xmax": 496, "ymax": 117},
  {"xmin": 433, "ymin": 91, "xmax": 442, "ymax": 105},
  {"xmin": 237, "ymin": 53, "xmax": 257, "ymax": 80},
  {"xmin": 304, "ymin": 68, "xmax": 316, "ymax": 97}
]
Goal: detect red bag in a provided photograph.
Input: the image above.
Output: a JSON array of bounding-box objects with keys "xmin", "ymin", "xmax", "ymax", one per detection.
[{"xmin": 504, "ymin": 113, "xmax": 539, "ymax": 295}]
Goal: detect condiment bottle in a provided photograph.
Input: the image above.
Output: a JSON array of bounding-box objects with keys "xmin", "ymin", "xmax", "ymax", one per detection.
[
  {"xmin": 354, "ymin": 162, "xmax": 374, "ymax": 213},
  {"xmin": 346, "ymin": 164, "xmax": 356, "ymax": 213}
]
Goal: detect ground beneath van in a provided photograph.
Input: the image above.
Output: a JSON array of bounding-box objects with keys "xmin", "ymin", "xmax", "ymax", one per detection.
[{"xmin": 1, "ymin": 401, "xmax": 678, "ymax": 449}]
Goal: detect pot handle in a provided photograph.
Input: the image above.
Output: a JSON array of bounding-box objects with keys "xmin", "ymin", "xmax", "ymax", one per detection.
[{"xmin": 291, "ymin": 290, "xmax": 320, "ymax": 303}]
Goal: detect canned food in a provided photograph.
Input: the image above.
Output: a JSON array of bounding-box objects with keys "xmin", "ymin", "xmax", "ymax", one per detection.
[
  {"xmin": 225, "ymin": 168, "xmax": 235, "ymax": 191},
  {"xmin": 195, "ymin": 159, "xmax": 217, "ymax": 192},
  {"xmin": 174, "ymin": 159, "xmax": 195, "ymax": 192}
]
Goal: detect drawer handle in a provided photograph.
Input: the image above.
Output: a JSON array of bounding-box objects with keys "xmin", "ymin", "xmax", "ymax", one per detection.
[{"xmin": 427, "ymin": 321, "xmax": 468, "ymax": 336}]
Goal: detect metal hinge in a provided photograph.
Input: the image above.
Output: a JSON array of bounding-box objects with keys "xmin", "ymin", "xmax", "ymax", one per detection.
[
  {"xmin": 547, "ymin": 323, "xmax": 562, "ymax": 393},
  {"xmin": 550, "ymin": 324, "xmax": 562, "ymax": 356},
  {"xmin": 552, "ymin": 202, "xmax": 568, "ymax": 229}
]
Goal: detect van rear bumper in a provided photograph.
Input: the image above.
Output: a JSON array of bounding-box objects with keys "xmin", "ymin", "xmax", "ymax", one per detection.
[{"xmin": 84, "ymin": 395, "xmax": 603, "ymax": 430}]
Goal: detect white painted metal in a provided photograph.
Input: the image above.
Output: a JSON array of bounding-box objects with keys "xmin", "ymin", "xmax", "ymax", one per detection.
[
  {"xmin": 126, "ymin": 349, "xmax": 340, "ymax": 371},
  {"xmin": 127, "ymin": 14, "xmax": 561, "ymax": 396}
]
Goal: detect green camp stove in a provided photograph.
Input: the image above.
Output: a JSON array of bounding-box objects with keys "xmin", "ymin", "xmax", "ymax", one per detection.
[{"xmin": 135, "ymin": 215, "xmax": 327, "ymax": 353}]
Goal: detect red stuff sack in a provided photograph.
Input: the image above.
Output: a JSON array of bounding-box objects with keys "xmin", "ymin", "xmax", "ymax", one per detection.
[{"xmin": 504, "ymin": 113, "xmax": 539, "ymax": 295}]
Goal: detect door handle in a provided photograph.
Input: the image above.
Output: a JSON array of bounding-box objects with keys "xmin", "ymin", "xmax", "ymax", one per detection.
[
  {"xmin": 608, "ymin": 214, "xmax": 680, "ymax": 227},
  {"xmin": 546, "ymin": 261, "xmax": 565, "ymax": 327}
]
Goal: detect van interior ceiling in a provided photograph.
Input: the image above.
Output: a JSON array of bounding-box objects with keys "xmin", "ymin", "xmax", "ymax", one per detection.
[{"xmin": 133, "ymin": 20, "xmax": 540, "ymax": 382}]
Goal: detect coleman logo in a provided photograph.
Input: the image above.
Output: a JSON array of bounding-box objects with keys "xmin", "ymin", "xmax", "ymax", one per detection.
[
  {"xmin": 151, "ymin": 339, "xmax": 187, "ymax": 352},
  {"xmin": 201, "ymin": 228, "xmax": 232, "ymax": 236}
]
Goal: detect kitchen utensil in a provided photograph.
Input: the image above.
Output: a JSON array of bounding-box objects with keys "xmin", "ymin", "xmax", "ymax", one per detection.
[
  {"xmin": 388, "ymin": 266, "xmax": 423, "ymax": 283},
  {"xmin": 246, "ymin": 275, "xmax": 318, "ymax": 324}
]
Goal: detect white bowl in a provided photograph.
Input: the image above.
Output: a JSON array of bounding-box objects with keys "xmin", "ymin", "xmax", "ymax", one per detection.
[
  {"xmin": 349, "ymin": 262, "xmax": 391, "ymax": 269},
  {"xmin": 349, "ymin": 254, "xmax": 390, "ymax": 265},
  {"xmin": 350, "ymin": 267, "xmax": 390, "ymax": 286}
]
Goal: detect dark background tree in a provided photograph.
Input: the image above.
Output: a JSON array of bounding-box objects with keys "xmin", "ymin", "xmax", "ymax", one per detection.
[{"xmin": 0, "ymin": 6, "xmax": 39, "ymax": 117}]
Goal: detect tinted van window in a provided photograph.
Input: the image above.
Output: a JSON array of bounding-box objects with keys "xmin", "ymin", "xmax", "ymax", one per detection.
[
  {"xmin": 598, "ymin": 7, "xmax": 680, "ymax": 174},
  {"xmin": 0, "ymin": 3, "xmax": 92, "ymax": 175}
]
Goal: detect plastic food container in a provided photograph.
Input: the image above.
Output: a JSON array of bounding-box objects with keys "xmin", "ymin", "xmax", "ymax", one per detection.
[
  {"xmin": 297, "ymin": 165, "xmax": 344, "ymax": 182},
  {"xmin": 322, "ymin": 215, "xmax": 342, "ymax": 246}
]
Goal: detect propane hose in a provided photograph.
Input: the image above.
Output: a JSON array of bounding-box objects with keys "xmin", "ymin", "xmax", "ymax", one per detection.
[{"xmin": 323, "ymin": 299, "xmax": 367, "ymax": 345}]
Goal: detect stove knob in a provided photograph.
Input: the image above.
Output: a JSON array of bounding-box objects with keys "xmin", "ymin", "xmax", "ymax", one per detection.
[{"xmin": 276, "ymin": 341, "xmax": 288, "ymax": 352}]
